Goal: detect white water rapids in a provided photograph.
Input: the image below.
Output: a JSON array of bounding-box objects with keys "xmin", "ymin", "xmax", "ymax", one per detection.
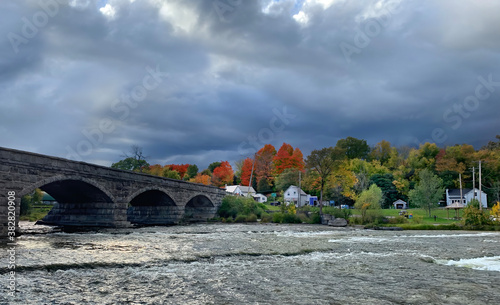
[{"xmin": 1, "ymin": 222, "xmax": 499, "ymax": 304}]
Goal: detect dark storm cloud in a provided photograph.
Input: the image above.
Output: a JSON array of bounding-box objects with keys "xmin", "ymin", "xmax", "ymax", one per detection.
[{"xmin": 1, "ymin": 0, "xmax": 499, "ymax": 170}]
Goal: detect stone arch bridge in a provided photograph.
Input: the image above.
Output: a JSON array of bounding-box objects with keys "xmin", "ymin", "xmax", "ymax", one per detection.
[{"xmin": 0, "ymin": 147, "xmax": 226, "ymax": 238}]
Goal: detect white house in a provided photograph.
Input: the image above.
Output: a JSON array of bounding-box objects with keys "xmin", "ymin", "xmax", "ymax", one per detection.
[
  {"xmin": 225, "ymin": 185, "xmax": 256, "ymax": 197},
  {"xmin": 284, "ymin": 185, "xmax": 310, "ymax": 207},
  {"xmin": 446, "ymin": 188, "xmax": 487, "ymax": 208},
  {"xmin": 253, "ymin": 194, "xmax": 267, "ymax": 203}
]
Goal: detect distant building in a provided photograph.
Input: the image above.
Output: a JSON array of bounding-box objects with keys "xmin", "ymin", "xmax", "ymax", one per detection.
[
  {"xmin": 253, "ymin": 194, "xmax": 267, "ymax": 203},
  {"xmin": 225, "ymin": 185, "xmax": 256, "ymax": 197},
  {"xmin": 445, "ymin": 188, "xmax": 487, "ymax": 208},
  {"xmin": 393, "ymin": 199, "xmax": 408, "ymax": 209},
  {"xmin": 284, "ymin": 185, "xmax": 316, "ymax": 207},
  {"xmin": 42, "ymin": 192, "xmax": 57, "ymax": 205}
]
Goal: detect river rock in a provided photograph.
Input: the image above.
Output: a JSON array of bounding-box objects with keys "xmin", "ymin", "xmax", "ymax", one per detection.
[
  {"xmin": 321, "ymin": 214, "xmax": 335, "ymax": 225},
  {"xmin": 328, "ymin": 218, "xmax": 348, "ymax": 227}
]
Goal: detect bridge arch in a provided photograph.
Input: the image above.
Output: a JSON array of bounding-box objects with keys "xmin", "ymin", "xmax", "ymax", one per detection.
[
  {"xmin": 21, "ymin": 176, "xmax": 117, "ymax": 227},
  {"xmin": 20, "ymin": 175, "xmax": 115, "ymax": 203},
  {"xmin": 126, "ymin": 187, "xmax": 180, "ymax": 225},
  {"xmin": 184, "ymin": 194, "xmax": 217, "ymax": 222},
  {"xmin": 185, "ymin": 194, "xmax": 215, "ymax": 208},
  {"xmin": 126, "ymin": 187, "xmax": 177, "ymax": 206}
]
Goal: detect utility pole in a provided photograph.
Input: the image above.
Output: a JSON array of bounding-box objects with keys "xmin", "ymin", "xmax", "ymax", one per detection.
[
  {"xmin": 459, "ymin": 173, "xmax": 463, "ymax": 206},
  {"xmin": 247, "ymin": 154, "xmax": 256, "ymax": 198},
  {"xmin": 298, "ymin": 171, "xmax": 302, "ymax": 207},
  {"xmin": 472, "ymin": 167, "xmax": 476, "ymax": 200},
  {"xmin": 479, "ymin": 160, "xmax": 483, "ymax": 211}
]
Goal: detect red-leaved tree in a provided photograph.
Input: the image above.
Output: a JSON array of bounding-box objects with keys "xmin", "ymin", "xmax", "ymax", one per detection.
[
  {"xmin": 273, "ymin": 143, "xmax": 305, "ymax": 175},
  {"xmin": 240, "ymin": 158, "xmax": 254, "ymax": 186},
  {"xmin": 166, "ymin": 164, "xmax": 190, "ymax": 179},
  {"xmin": 255, "ymin": 144, "xmax": 277, "ymax": 188},
  {"xmin": 212, "ymin": 161, "xmax": 234, "ymax": 187}
]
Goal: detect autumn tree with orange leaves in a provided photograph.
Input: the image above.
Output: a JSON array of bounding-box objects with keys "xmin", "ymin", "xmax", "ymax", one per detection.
[
  {"xmin": 212, "ymin": 161, "xmax": 235, "ymax": 187},
  {"xmin": 146, "ymin": 164, "xmax": 181, "ymax": 180},
  {"xmin": 255, "ymin": 144, "xmax": 277, "ymax": 192},
  {"xmin": 190, "ymin": 174, "xmax": 212, "ymax": 186},
  {"xmin": 273, "ymin": 143, "xmax": 305, "ymax": 176},
  {"xmin": 240, "ymin": 158, "xmax": 254, "ymax": 186},
  {"xmin": 166, "ymin": 164, "xmax": 190, "ymax": 179}
]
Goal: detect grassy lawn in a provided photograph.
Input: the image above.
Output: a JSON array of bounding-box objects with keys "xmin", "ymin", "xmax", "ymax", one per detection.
[
  {"xmin": 19, "ymin": 205, "xmax": 52, "ymax": 222},
  {"xmin": 350, "ymin": 208, "xmax": 468, "ymax": 226},
  {"xmin": 263, "ymin": 203, "xmax": 281, "ymax": 211},
  {"xmin": 351, "ymin": 208, "xmax": 463, "ymax": 218}
]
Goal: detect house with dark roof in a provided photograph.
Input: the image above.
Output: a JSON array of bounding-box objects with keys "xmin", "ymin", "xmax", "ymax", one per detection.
[{"xmin": 445, "ymin": 188, "xmax": 487, "ymax": 208}]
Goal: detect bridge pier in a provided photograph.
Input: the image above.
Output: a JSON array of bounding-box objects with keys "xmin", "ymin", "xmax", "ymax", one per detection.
[
  {"xmin": 127, "ymin": 206, "xmax": 183, "ymax": 225},
  {"xmin": 40, "ymin": 202, "xmax": 131, "ymax": 228},
  {"xmin": 185, "ymin": 206, "xmax": 218, "ymax": 222}
]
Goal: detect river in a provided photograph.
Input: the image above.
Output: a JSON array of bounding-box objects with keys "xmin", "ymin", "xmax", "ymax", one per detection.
[{"xmin": 1, "ymin": 222, "xmax": 500, "ymax": 304}]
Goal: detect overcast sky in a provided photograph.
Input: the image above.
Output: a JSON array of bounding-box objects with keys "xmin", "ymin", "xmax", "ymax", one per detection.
[{"xmin": 1, "ymin": 0, "xmax": 499, "ymax": 170}]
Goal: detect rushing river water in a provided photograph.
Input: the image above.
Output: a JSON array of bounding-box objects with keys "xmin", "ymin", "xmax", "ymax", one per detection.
[{"xmin": 1, "ymin": 222, "xmax": 500, "ymax": 304}]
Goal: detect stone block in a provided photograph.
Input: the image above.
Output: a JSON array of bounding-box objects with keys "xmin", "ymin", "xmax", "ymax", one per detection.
[{"xmin": 321, "ymin": 214, "xmax": 334, "ymax": 225}]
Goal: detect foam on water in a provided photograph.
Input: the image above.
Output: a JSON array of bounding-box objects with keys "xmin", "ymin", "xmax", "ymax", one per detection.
[
  {"xmin": 329, "ymin": 232, "xmax": 500, "ymax": 243},
  {"xmin": 275, "ymin": 231, "xmax": 341, "ymax": 238},
  {"xmin": 437, "ymin": 256, "xmax": 500, "ymax": 272},
  {"xmin": 403, "ymin": 232, "xmax": 500, "ymax": 238},
  {"xmin": 329, "ymin": 236, "xmax": 393, "ymax": 243}
]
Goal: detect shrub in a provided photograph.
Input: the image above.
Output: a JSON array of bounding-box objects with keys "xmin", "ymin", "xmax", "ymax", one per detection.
[
  {"xmin": 463, "ymin": 204, "xmax": 490, "ymax": 226},
  {"xmin": 360, "ymin": 210, "xmax": 386, "ymax": 225},
  {"xmin": 246, "ymin": 214, "xmax": 258, "ymax": 222},
  {"xmin": 310, "ymin": 213, "xmax": 321, "ymax": 224},
  {"xmin": 491, "ymin": 202, "xmax": 500, "ymax": 222},
  {"xmin": 234, "ymin": 214, "xmax": 248, "ymax": 223},
  {"xmin": 272, "ymin": 213, "xmax": 284, "ymax": 223},
  {"xmin": 260, "ymin": 213, "xmax": 272, "ymax": 223},
  {"xmin": 297, "ymin": 213, "xmax": 309, "ymax": 223},
  {"xmin": 323, "ymin": 207, "xmax": 352, "ymax": 219},
  {"xmin": 387, "ymin": 216, "xmax": 408, "ymax": 225},
  {"xmin": 350, "ymin": 216, "xmax": 363, "ymax": 225},
  {"xmin": 299, "ymin": 205, "xmax": 312, "ymax": 213},
  {"xmin": 283, "ymin": 213, "xmax": 302, "ymax": 224},
  {"xmin": 411, "ymin": 215, "xmax": 423, "ymax": 224},
  {"xmin": 218, "ymin": 196, "xmax": 267, "ymax": 219}
]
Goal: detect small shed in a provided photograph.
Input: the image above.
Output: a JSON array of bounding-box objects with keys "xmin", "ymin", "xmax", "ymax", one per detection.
[
  {"xmin": 445, "ymin": 202, "xmax": 465, "ymax": 219},
  {"xmin": 253, "ymin": 194, "xmax": 267, "ymax": 203},
  {"xmin": 393, "ymin": 199, "xmax": 408, "ymax": 209}
]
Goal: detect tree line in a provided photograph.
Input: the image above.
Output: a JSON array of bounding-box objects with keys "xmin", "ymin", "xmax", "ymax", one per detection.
[{"xmin": 111, "ymin": 136, "xmax": 500, "ymax": 210}]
